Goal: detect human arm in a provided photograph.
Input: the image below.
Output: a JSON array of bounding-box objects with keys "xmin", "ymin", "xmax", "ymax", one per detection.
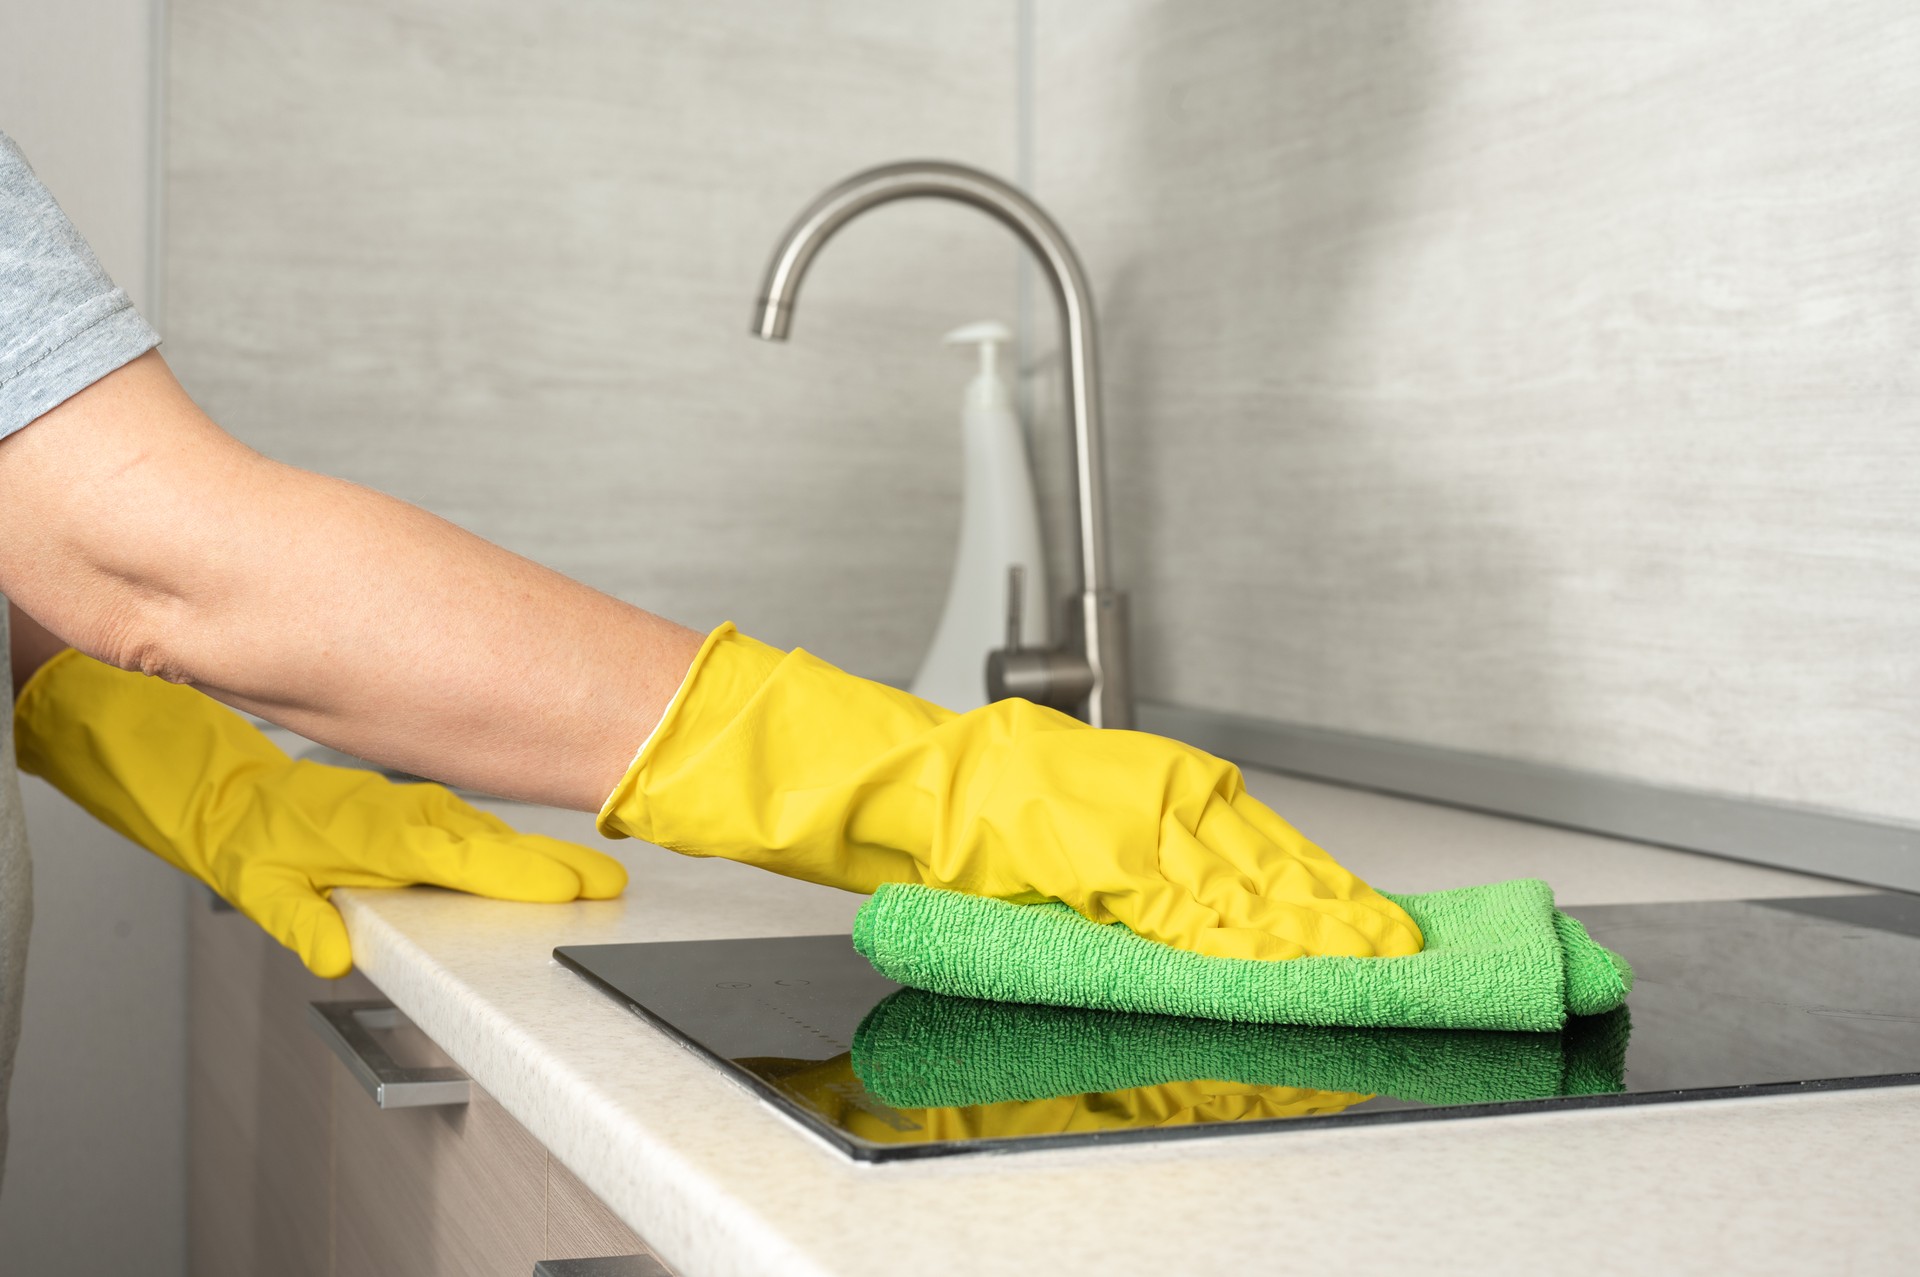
[
  {"xmin": 0, "ymin": 351, "xmax": 703, "ymax": 811},
  {"xmin": 0, "ymin": 349, "xmax": 697, "ymax": 976},
  {"xmin": 9, "ymin": 497, "xmax": 640, "ymax": 977},
  {"xmin": 0, "ymin": 361, "xmax": 654, "ymax": 975}
]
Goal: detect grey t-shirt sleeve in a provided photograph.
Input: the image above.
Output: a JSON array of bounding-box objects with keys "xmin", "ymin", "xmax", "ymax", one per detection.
[{"xmin": 0, "ymin": 132, "xmax": 161, "ymax": 440}]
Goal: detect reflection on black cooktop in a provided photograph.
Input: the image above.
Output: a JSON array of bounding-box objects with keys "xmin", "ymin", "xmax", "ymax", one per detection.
[{"xmin": 554, "ymin": 895, "xmax": 1920, "ymax": 1161}]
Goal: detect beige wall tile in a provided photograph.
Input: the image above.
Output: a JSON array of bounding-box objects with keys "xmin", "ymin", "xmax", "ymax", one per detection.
[{"xmin": 1032, "ymin": 0, "xmax": 1920, "ymax": 825}]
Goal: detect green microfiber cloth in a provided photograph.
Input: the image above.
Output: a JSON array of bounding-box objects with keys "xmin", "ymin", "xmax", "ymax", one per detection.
[
  {"xmin": 852, "ymin": 988, "xmax": 1632, "ymax": 1110},
  {"xmin": 852, "ymin": 878, "xmax": 1632, "ymax": 1032}
]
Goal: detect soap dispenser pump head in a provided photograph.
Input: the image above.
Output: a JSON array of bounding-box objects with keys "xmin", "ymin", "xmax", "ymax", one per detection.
[{"xmin": 945, "ymin": 319, "xmax": 1013, "ymax": 380}]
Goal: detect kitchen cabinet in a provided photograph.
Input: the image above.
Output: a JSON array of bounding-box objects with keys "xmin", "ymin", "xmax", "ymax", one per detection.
[{"xmin": 189, "ymin": 896, "xmax": 665, "ymax": 1275}]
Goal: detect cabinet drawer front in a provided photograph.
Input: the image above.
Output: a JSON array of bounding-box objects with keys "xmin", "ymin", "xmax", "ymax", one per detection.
[
  {"xmin": 190, "ymin": 901, "xmax": 372, "ymax": 1277},
  {"xmin": 332, "ymin": 1067, "xmax": 547, "ymax": 1277},
  {"xmin": 545, "ymin": 1157, "xmax": 653, "ymax": 1264}
]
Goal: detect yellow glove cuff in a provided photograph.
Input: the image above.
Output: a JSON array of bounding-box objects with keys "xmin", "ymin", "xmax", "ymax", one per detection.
[{"xmin": 595, "ymin": 622, "xmax": 784, "ymax": 843}]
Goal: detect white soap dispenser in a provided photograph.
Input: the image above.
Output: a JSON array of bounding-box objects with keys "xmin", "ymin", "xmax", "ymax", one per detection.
[{"xmin": 911, "ymin": 320, "xmax": 1051, "ymax": 711}]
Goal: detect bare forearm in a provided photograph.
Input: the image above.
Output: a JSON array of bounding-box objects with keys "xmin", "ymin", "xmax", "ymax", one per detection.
[
  {"xmin": 175, "ymin": 476, "xmax": 699, "ymax": 809},
  {"xmin": 0, "ymin": 352, "xmax": 702, "ymax": 810}
]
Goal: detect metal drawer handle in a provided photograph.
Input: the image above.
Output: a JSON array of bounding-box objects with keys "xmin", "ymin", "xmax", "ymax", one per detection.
[{"xmin": 307, "ymin": 1000, "xmax": 471, "ymax": 1109}]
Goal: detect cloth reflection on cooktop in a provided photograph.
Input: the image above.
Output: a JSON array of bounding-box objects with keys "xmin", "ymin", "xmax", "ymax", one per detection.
[{"xmin": 553, "ymin": 894, "xmax": 1920, "ymax": 1162}]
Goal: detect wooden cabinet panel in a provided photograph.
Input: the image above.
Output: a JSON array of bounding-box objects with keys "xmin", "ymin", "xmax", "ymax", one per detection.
[
  {"xmin": 188, "ymin": 899, "xmax": 375, "ymax": 1277},
  {"xmin": 331, "ymin": 1064, "xmax": 548, "ymax": 1277},
  {"xmin": 191, "ymin": 892, "xmax": 669, "ymax": 1275},
  {"xmin": 544, "ymin": 1157, "xmax": 653, "ymax": 1265}
]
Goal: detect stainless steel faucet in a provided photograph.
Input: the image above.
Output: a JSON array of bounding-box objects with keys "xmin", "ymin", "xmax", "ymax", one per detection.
[{"xmin": 749, "ymin": 160, "xmax": 1132, "ymax": 729}]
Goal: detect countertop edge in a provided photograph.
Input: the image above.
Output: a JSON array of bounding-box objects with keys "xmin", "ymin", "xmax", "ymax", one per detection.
[{"xmin": 334, "ymin": 892, "xmax": 842, "ymax": 1277}]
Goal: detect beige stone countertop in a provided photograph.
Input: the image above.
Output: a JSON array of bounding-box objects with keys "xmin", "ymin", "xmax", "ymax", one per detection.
[{"xmin": 328, "ymin": 766, "xmax": 1920, "ymax": 1277}]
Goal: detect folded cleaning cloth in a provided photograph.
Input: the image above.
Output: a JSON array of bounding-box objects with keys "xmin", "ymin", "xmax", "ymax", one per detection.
[
  {"xmin": 852, "ymin": 878, "xmax": 1632, "ymax": 1032},
  {"xmin": 852, "ymin": 987, "xmax": 1632, "ymax": 1110}
]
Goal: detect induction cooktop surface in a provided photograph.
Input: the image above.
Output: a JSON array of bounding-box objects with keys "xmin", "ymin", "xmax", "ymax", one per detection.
[{"xmin": 554, "ymin": 894, "xmax": 1920, "ymax": 1161}]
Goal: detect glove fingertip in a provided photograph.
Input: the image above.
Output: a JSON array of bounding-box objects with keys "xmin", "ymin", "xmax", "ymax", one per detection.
[
  {"xmin": 308, "ymin": 945, "xmax": 354, "ymax": 980},
  {"xmin": 570, "ymin": 853, "xmax": 628, "ymax": 900},
  {"xmin": 521, "ymin": 836, "xmax": 628, "ymax": 900},
  {"xmin": 297, "ymin": 906, "xmax": 355, "ymax": 978}
]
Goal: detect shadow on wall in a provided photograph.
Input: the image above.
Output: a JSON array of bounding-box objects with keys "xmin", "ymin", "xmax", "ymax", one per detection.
[{"xmin": 1029, "ymin": 0, "xmax": 1561, "ymax": 753}]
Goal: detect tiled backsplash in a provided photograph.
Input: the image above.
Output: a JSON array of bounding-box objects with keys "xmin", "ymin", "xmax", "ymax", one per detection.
[{"xmin": 1028, "ymin": 0, "xmax": 1919, "ymax": 826}]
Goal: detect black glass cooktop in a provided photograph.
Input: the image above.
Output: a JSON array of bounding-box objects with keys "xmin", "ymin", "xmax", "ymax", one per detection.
[{"xmin": 554, "ymin": 894, "xmax": 1920, "ymax": 1162}]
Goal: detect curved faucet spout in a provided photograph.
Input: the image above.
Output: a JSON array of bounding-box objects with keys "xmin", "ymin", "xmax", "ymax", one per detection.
[
  {"xmin": 750, "ymin": 160, "xmax": 1131, "ymax": 728},
  {"xmin": 751, "ymin": 163, "xmax": 1108, "ymax": 600}
]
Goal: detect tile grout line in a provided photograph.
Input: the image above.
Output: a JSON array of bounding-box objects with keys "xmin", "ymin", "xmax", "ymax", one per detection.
[
  {"xmin": 1013, "ymin": 0, "xmax": 1037, "ymax": 438},
  {"xmin": 146, "ymin": 0, "xmax": 169, "ymax": 332}
]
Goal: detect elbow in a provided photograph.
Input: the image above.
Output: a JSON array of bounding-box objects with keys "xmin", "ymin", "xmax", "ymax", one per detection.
[{"xmin": 72, "ymin": 582, "xmax": 204, "ymax": 686}]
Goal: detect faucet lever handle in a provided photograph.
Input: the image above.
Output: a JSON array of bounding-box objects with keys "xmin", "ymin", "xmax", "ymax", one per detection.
[{"xmin": 1004, "ymin": 564, "xmax": 1025, "ymax": 654}]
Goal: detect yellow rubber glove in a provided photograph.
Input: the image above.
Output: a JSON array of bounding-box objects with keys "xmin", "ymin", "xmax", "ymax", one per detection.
[
  {"xmin": 600, "ymin": 624, "xmax": 1421, "ymax": 961},
  {"xmin": 14, "ymin": 650, "xmax": 626, "ymax": 977}
]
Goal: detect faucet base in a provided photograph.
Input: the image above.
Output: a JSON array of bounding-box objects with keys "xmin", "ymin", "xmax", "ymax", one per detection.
[
  {"xmin": 986, "ymin": 589, "xmax": 1131, "ymax": 729},
  {"xmin": 1074, "ymin": 588, "xmax": 1132, "ymax": 730}
]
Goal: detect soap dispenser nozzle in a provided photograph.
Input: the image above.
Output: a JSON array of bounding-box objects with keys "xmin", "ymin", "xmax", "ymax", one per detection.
[{"xmin": 944, "ymin": 320, "xmax": 1013, "ymax": 396}]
